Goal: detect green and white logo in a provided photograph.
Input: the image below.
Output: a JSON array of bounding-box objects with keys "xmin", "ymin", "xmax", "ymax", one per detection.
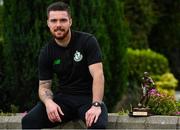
[
  {"xmin": 53, "ymin": 59, "xmax": 61, "ymax": 65},
  {"xmin": 74, "ymin": 51, "xmax": 83, "ymax": 62}
]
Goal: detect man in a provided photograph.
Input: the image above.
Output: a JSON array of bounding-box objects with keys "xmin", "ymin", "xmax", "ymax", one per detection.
[{"xmin": 21, "ymin": 1, "xmax": 108, "ymax": 129}]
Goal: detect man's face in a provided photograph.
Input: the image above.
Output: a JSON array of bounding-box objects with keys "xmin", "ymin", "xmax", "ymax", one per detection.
[{"xmin": 47, "ymin": 11, "xmax": 72, "ymax": 40}]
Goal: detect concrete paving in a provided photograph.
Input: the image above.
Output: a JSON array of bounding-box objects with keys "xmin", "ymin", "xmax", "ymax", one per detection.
[{"xmin": 0, "ymin": 113, "xmax": 180, "ymax": 129}]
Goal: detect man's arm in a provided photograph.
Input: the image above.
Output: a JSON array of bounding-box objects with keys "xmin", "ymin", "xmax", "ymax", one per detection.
[
  {"xmin": 89, "ymin": 63, "xmax": 104, "ymax": 103},
  {"xmin": 85, "ymin": 62, "xmax": 105, "ymax": 127},
  {"xmin": 38, "ymin": 80, "xmax": 64, "ymax": 123},
  {"xmin": 39, "ymin": 80, "xmax": 53, "ymax": 104}
]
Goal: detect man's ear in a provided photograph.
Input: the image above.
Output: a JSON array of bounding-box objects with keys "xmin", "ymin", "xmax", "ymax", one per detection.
[
  {"xmin": 47, "ymin": 20, "xmax": 50, "ymax": 28},
  {"xmin": 69, "ymin": 18, "xmax": 72, "ymax": 26}
]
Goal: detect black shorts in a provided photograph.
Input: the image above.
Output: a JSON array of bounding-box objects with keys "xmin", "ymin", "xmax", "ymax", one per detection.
[{"xmin": 21, "ymin": 93, "xmax": 108, "ymax": 129}]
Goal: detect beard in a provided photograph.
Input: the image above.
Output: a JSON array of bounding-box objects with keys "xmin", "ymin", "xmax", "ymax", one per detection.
[{"xmin": 53, "ymin": 28, "xmax": 70, "ymax": 40}]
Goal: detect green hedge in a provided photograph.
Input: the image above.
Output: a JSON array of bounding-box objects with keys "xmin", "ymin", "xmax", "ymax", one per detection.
[
  {"xmin": 127, "ymin": 48, "xmax": 169, "ymax": 77},
  {"xmin": 155, "ymin": 73, "xmax": 178, "ymax": 95}
]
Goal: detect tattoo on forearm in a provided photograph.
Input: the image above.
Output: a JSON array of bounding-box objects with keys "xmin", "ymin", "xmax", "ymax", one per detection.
[
  {"xmin": 40, "ymin": 89, "xmax": 53, "ymax": 102},
  {"xmin": 39, "ymin": 80, "xmax": 53, "ymax": 102},
  {"xmin": 45, "ymin": 90, "xmax": 53, "ymax": 98}
]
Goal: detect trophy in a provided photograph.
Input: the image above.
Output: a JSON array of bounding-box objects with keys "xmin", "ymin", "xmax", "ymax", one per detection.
[{"xmin": 129, "ymin": 72, "xmax": 155, "ymax": 117}]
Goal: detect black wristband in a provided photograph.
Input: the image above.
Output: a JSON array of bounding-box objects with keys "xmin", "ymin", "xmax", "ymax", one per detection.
[{"xmin": 92, "ymin": 101, "xmax": 102, "ymax": 107}]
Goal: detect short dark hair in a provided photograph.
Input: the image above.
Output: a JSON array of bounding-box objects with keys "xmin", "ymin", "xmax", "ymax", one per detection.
[{"xmin": 47, "ymin": 1, "xmax": 71, "ymax": 17}]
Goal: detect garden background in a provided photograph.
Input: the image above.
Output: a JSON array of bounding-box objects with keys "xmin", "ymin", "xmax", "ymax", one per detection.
[{"xmin": 0, "ymin": 0, "xmax": 179, "ymax": 113}]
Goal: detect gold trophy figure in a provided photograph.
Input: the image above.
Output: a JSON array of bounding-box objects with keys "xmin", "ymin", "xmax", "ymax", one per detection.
[
  {"xmin": 129, "ymin": 72, "xmax": 155, "ymax": 117},
  {"xmin": 138, "ymin": 72, "xmax": 155, "ymax": 108}
]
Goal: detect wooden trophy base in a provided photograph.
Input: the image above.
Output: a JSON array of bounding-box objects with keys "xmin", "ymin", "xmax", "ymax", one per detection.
[{"xmin": 129, "ymin": 107, "xmax": 151, "ymax": 117}]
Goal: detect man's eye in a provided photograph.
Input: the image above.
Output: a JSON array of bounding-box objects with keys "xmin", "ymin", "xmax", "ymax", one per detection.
[
  {"xmin": 61, "ymin": 19, "xmax": 67, "ymax": 22},
  {"xmin": 50, "ymin": 19, "xmax": 57, "ymax": 22}
]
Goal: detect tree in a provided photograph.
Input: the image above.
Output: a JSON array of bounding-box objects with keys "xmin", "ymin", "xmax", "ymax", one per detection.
[
  {"xmin": 2, "ymin": 0, "xmax": 53, "ymax": 112},
  {"xmin": 148, "ymin": 0, "xmax": 180, "ymax": 89},
  {"xmin": 0, "ymin": 5, "xmax": 3, "ymax": 85},
  {"xmin": 124, "ymin": 0, "xmax": 158, "ymax": 49},
  {"xmin": 102, "ymin": 0, "xmax": 129, "ymax": 111}
]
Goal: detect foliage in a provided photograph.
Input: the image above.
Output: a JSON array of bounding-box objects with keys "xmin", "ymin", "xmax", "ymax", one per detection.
[
  {"xmin": 124, "ymin": 0, "xmax": 180, "ymax": 93},
  {"xmin": 148, "ymin": 89, "xmax": 177, "ymax": 115},
  {"xmin": 0, "ymin": 5, "xmax": 3, "ymax": 37},
  {"xmin": 102, "ymin": 0, "xmax": 129, "ymax": 111},
  {"xmin": 124, "ymin": 0, "xmax": 158, "ymax": 49},
  {"xmin": 10, "ymin": 104, "xmax": 19, "ymax": 113},
  {"xmin": 0, "ymin": 5, "xmax": 3, "ymax": 75},
  {"xmin": 118, "ymin": 108, "xmax": 129, "ymax": 115},
  {"xmin": 127, "ymin": 48, "xmax": 169, "ymax": 77},
  {"xmin": 0, "ymin": 112, "xmax": 16, "ymax": 116},
  {"xmin": 1, "ymin": 0, "xmax": 51, "ymax": 112},
  {"xmin": 123, "ymin": 0, "xmax": 180, "ymax": 99},
  {"xmin": 148, "ymin": 0, "xmax": 180, "ymax": 90},
  {"xmin": 176, "ymin": 101, "xmax": 180, "ymax": 112},
  {"xmin": 154, "ymin": 73, "xmax": 178, "ymax": 95}
]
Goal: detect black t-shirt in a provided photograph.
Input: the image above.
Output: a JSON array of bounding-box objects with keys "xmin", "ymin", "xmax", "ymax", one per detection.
[{"xmin": 38, "ymin": 31, "xmax": 102, "ymax": 95}]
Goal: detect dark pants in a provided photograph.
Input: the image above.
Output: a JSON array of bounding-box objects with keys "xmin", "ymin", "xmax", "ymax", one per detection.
[{"xmin": 21, "ymin": 93, "xmax": 108, "ymax": 129}]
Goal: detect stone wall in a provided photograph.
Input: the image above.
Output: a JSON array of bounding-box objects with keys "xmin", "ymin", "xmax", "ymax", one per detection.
[{"xmin": 0, "ymin": 113, "xmax": 180, "ymax": 129}]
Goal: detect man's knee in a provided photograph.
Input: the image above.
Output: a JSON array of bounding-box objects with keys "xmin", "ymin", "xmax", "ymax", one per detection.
[
  {"xmin": 21, "ymin": 115, "xmax": 29, "ymax": 128},
  {"xmin": 21, "ymin": 114, "xmax": 38, "ymax": 129}
]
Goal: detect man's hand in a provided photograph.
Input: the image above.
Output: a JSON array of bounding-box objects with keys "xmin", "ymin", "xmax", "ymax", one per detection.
[
  {"xmin": 45, "ymin": 99, "xmax": 64, "ymax": 123},
  {"xmin": 85, "ymin": 106, "xmax": 101, "ymax": 127},
  {"xmin": 38, "ymin": 80, "xmax": 64, "ymax": 122}
]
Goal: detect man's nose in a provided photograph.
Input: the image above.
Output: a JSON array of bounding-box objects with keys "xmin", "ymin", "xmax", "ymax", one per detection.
[
  {"xmin": 56, "ymin": 20, "xmax": 62, "ymax": 27},
  {"xmin": 56, "ymin": 20, "xmax": 62, "ymax": 26}
]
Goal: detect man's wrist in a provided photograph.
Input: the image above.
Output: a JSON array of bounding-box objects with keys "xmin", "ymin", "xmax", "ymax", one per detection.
[
  {"xmin": 92, "ymin": 101, "xmax": 102, "ymax": 107},
  {"xmin": 44, "ymin": 98, "xmax": 53, "ymax": 106}
]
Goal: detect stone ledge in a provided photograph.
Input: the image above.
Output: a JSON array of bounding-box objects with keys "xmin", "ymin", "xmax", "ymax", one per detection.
[{"xmin": 0, "ymin": 113, "xmax": 179, "ymax": 129}]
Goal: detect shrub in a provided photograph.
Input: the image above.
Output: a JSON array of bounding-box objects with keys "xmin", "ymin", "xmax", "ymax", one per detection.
[
  {"xmin": 148, "ymin": 89, "xmax": 177, "ymax": 115},
  {"xmin": 154, "ymin": 73, "xmax": 178, "ymax": 95},
  {"xmin": 127, "ymin": 48, "xmax": 169, "ymax": 77}
]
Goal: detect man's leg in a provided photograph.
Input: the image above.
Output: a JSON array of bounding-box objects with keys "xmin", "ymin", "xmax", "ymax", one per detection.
[
  {"xmin": 78, "ymin": 102, "xmax": 108, "ymax": 129},
  {"xmin": 21, "ymin": 102, "xmax": 59, "ymax": 129},
  {"xmin": 22, "ymin": 94, "xmax": 77, "ymax": 129}
]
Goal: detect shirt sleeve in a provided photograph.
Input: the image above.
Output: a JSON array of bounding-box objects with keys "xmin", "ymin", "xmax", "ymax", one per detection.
[
  {"xmin": 38, "ymin": 47, "xmax": 53, "ymax": 80},
  {"xmin": 85, "ymin": 36, "xmax": 102, "ymax": 66}
]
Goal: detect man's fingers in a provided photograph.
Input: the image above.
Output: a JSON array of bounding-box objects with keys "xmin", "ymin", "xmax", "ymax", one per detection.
[
  {"xmin": 86, "ymin": 113, "xmax": 96, "ymax": 127},
  {"xmin": 54, "ymin": 110, "xmax": 61, "ymax": 122},
  {"xmin": 85, "ymin": 113, "xmax": 89, "ymax": 126},
  {"xmin": 94, "ymin": 115, "xmax": 99, "ymax": 123},
  {"xmin": 85, "ymin": 106, "xmax": 102, "ymax": 127},
  {"xmin": 56, "ymin": 106, "xmax": 64, "ymax": 122},
  {"xmin": 88, "ymin": 115, "xmax": 95, "ymax": 127},
  {"xmin": 48, "ymin": 113, "xmax": 55, "ymax": 123},
  {"xmin": 58, "ymin": 107, "xmax": 64, "ymax": 116},
  {"xmin": 51, "ymin": 111, "xmax": 58, "ymax": 122},
  {"xmin": 85, "ymin": 112, "xmax": 88, "ymax": 122},
  {"xmin": 48, "ymin": 110, "xmax": 61, "ymax": 122}
]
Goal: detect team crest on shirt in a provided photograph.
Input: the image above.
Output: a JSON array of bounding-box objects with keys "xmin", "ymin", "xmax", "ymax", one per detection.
[{"xmin": 74, "ymin": 51, "xmax": 83, "ymax": 62}]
